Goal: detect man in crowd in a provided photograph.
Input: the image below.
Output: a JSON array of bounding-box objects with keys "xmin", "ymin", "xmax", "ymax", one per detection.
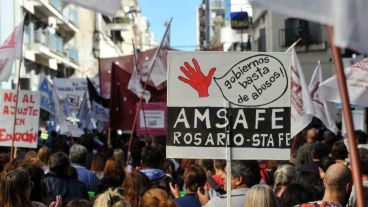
[
  {"xmin": 69, "ymin": 144, "xmax": 99, "ymax": 192},
  {"xmin": 200, "ymin": 160, "xmax": 261, "ymax": 207},
  {"xmin": 296, "ymin": 163, "xmax": 352, "ymax": 207}
]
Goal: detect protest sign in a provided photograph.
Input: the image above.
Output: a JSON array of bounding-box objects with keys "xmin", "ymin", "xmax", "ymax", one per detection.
[
  {"xmin": 0, "ymin": 90, "xmax": 40, "ymax": 148},
  {"xmin": 167, "ymin": 52, "xmax": 291, "ymax": 160},
  {"xmin": 136, "ymin": 102, "xmax": 167, "ymax": 136}
]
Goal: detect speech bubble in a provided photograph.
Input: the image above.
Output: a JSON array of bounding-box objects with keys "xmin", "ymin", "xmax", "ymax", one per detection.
[{"xmin": 214, "ymin": 54, "xmax": 288, "ymax": 106}]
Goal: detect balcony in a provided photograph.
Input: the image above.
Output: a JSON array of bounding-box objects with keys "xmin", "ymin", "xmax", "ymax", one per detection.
[
  {"xmin": 67, "ymin": 47, "xmax": 79, "ymax": 63},
  {"xmin": 107, "ymin": 17, "xmax": 131, "ymax": 31},
  {"xmin": 279, "ymin": 24, "xmax": 327, "ymax": 51},
  {"xmin": 49, "ymin": 0, "xmax": 62, "ymax": 12}
]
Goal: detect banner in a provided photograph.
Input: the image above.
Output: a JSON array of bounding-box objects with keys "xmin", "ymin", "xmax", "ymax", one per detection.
[
  {"xmin": 320, "ymin": 59, "xmax": 368, "ymax": 107},
  {"xmin": 0, "ymin": 90, "xmax": 40, "ymax": 148},
  {"xmin": 137, "ymin": 102, "xmax": 167, "ymax": 136},
  {"xmin": 167, "ymin": 51, "xmax": 291, "ymax": 160}
]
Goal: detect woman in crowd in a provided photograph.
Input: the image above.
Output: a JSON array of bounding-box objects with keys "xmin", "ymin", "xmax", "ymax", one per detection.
[
  {"xmin": 139, "ymin": 187, "xmax": 177, "ymax": 207},
  {"xmin": 244, "ymin": 184, "xmax": 279, "ymax": 207},
  {"xmin": 98, "ymin": 157, "xmax": 126, "ymax": 193},
  {"xmin": 38, "ymin": 147, "xmax": 51, "ymax": 174},
  {"xmin": 170, "ymin": 164, "xmax": 206, "ymax": 207},
  {"xmin": 280, "ymin": 183, "xmax": 311, "ymax": 207},
  {"xmin": 93, "ymin": 188, "xmax": 130, "ymax": 207},
  {"xmin": 273, "ymin": 164, "xmax": 297, "ymax": 197},
  {"xmin": 0, "ymin": 169, "xmax": 62, "ymax": 207},
  {"xmin": 43, "ymin": 152, "xmax": 89, "ymax": 205},
  {"xmin": 122, "ymin": 171, "xmax": 151, "ymax": 207},
  {"xmin": 90, "ymin": 152, "xmax": 106, "ymax": 179}
]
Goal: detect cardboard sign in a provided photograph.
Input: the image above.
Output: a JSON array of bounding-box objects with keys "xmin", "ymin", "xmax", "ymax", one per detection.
[
  {"xmin": 0, "ymin": 90, "xmax": 40, "ymax": 148},
  {"xmin": 137, "ymin": 102, "xmax": 167, "ymax": 136},
  {"xmin": 167, "ymin": 52, "xmax": 291, "ymax": 160}
]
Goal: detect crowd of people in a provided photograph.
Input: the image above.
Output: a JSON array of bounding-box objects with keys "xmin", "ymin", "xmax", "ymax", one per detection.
[{"xmin": 0, "ymin": 120, "xmax": 367, "ymax": 207}]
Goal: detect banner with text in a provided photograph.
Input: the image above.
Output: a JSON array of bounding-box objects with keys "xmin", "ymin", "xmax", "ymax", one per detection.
[
  {"xmin": 167, "ymin": 52, "xmax": 291, "ymax": 160},
  {"xmin": 0, "ymin": 90, "xmax": 40, "ymax": 148},
  {"xmin": 137, "ymin": 102, "xmax": 167, "ymax": 136}
]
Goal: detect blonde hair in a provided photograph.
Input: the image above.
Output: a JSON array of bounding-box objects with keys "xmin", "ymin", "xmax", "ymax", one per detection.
[
  {"xmin": 139, "ymin": 188, "xmax": 177, "ymax": 207},
  {"xmin": 93, "ymin": 188, "xmax": 131, "ymax": 207},
  {"xmin": 273, "ymin": 164, "xmax": 296, "ymax": 193},
  {"xmin": 244, "ymin": 184, "xmax": 279, "ymax": 207}
]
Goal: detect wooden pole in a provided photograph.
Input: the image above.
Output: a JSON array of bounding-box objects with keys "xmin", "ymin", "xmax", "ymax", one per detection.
[{"xmin": 327, "ymin": 26, "xmax": 365, "ymax": 207}]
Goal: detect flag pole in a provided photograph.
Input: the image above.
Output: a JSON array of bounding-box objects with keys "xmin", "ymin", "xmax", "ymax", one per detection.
[
  {"xmin": 327, "ymin": 26, "xmax": 365, "ymax": 207},
  {"xmin": 10, "ymin": 15, "xmax": 26, "ymax": 160},
  {"xmin": 127, "ymin": 18, "xmax": 172, "ymax": 164}
]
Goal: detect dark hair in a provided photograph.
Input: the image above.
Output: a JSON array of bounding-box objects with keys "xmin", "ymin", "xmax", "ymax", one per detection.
[
  {"xmin": 196, "ymin": 159, "xmax": 214, "ymax": 177},
  {"xmin": 103, "ymin": 157, "xmax": 125, "ymax": 181},
  {"xmin": 0, "ymin": 169, "xmax": 33, "ymax": 207},
  {"xmin": 355, "ymin": 130, "xmax": 367, "ymax": 144},
  {"xmin": 312, "ymin": 142, "xmax": 330, "ymax": 160},
  {"xmin": 231, "ymin": 160, "xmax": 261, "ymax": 188},
  {"xmin": 295, "ymin": 170, "xmax": 323, "ymax": 200},
  {"xmin": 332, "ymin": 141, "xmax": 348, "ymax": 160},
  {"xmin": 22, "ymin": 163, "xmax": 49, "ymax": 204},
  {"xmin": 318, "ymin": 156, "xmax": 336, "ymax": 172},
  {"xmin": 184, "ymin": 164, "xmax": 207, "ymax": 193},
  {"xmin": 359, "ymin": 148, "xmax": 368, "ymax": 175},
  {"xmin": 214, "ymin": 160, "xmax": 226, "ymax": 171},
  {"xmin": 141, "ymin": 146, "xmax": 164, "ymax": 169},
  {"xmin": 280, "ymin": 183, "xmax": 311, "ymax": 207},
  {"xmin": 65, "ymin": 199, "xmax": 92, "ymax": 207},
  {"xmin": 48, "ymin": 152, "xmax": 70, "ymax": 175}
]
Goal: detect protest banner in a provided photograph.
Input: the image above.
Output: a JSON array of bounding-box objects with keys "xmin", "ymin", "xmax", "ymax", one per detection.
[
  {"xmin": 0, "ymin": 90, "xmax": 40, "ymax": 148},
  {"xmin": 167, "ymin": 51, "xmax": 291, "ymax": 160},
  {"xmin": 136, "ymin": 102, "xmax": 167, "ymax": 136}
]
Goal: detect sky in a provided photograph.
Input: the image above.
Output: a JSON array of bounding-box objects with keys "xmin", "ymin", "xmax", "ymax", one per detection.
[{"xmin": 139, "ymin": 0, "xmax": 202, "ymax": 51}]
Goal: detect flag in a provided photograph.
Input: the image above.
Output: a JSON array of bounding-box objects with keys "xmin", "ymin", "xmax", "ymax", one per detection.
[
  {"xmin": 250, "ymin": 0, "xmax": 368, "ymax": 54},
  {"xmin": 38, "ymin": 73, "xmax": 56, "ymax": 114},
  {"xmin": 0, "ymin": 18, "xmax": 24, "ymax": 81},
  {"xmin": 140, "ymin": 19, "xmax": 171, "ymax": 88},
  {"xmin": 110, "ymin": 63, "xmax": 140, "ymax": 130},
  {"xmin": 128, "ymin": 43, "xmax": 151, "ymax": 103},
  {"xmin": 77, "ymin": 90, "xmax": 92, "ymax": 130},
  {"xmin": 308, "ymin": 62, "xmax": 338, "ymax": 134},
  {"xmin": 320, "ymin": 58, "xmax": 368, "ymax": 107},
  {"xmin": 91, "ymin": 101, "xmax": 109, "ymax": 122},
  {"xmin": 62, "ymin": 0, "xmax": 121, "ymax": 17},
  {"xmin": 87, "ymin": 77, "xmax": 109, "ymax": 108},
  {"xmin": 289, "ymin": 47, "xmax": 315, "ymax": 137}
]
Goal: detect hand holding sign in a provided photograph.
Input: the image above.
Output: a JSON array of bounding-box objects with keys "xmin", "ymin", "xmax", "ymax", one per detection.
[{"xmin": 178, "ymin": 58, "xmax": 216, "ymax": 98}]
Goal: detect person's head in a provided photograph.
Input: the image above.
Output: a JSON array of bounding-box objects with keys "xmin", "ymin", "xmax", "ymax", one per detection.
[
  {"xmin": 163, "ymin": 159, "xmax": 176, "ymax": 178},
  {"xmin": 332, "ymin": 141, "xmax": 348, "ymax": 161},
  {"xmin": 49, "ymin": 152, "xmax": 71, "ymax": 176},
  {"xmin": 0, "ymin": 169, "xmax": 33, "ymax": 207},
  {"xmin": 93, "ymin": 188, "xmax": 131, "ymax": 207},
  {"xmin": 196, "ymin": 159, "xmax": 214, "ymax": 177},
  {"xmin": 295, "ymin": 170, "xmax": 324, "ymax": 201},
  {"xmin": 273, "ymin": 164, "xmax": 296, "ymax": 193},
  {"xmin": 355, "ymin": 130, "xmax": 367, "ymax": 144},
  {"xmin": 24, "ymin": 150, "xmax": 38, "ymax": 164},
  {"xmin": 312, "ymin": 142, "xmax": 331, "ymax": 161},
  {"xmin": 139, "ymin": 187, "xmax": 176, "ymax": 207},
  {"xmin": 359, "ymin": 148, "xmax": 368, "ymax": 176},
  {"xmin": 122, "ymin": 171, "xmax": 151, "ymax": 207},
  {"xmin": 90, "ymin": 152, "xmax": 107, "ymax": 174},
  {"xmin": 244, "ymin": 184, "xmax": 279, "ymax": 207},
  {"xmin": 213, "ymin": 159, "xmax": 226, "ymax": 172},
  {"xmin": 141, "ymin": 146, "xmax": 164, "ymax": 169},
  {"xmin": 184, "ymin": 164, "xmax": 206, "ymax": 193},
  {"xmin": 318, "ymin": 156, "xmax": 336, "ymax": 179},
  {"xmin": 113, "ymin": 148, "xmax": 126, "ymax": 167},
  {"xmin": 103, "ymin": 157, "xmax": 125, "ymax": 181},
  {"xmin": 323, "ymin": 163, "xmax": 352, "ymax": 204},
  {"xmin": 22, "ymin": 163, "xmax": 49, "ymax": 204},
  {"xmin": 66, "ymin": 199, "xmax": 92, "ymax": 207},
  {"xmin": 306, "ymin": 127, "xmax": 318, "ymax": 143},
  {"xmin": 38, "ymin": 147, "xmax": 51, "ymax": 166},
  {"xmin": 280, "ymin": 183, "xmax": 311, "ymax": 207},
  {"xmin": 0, "ymin": 153, "xmax": 10, "ymax": 174},
  {"xmin": 69, "ymin": 144, "xmax": 88, "ymax": 165},
  {"xmin": 223, "ymin": 160, "xmax": 261, "ymax": 190}
]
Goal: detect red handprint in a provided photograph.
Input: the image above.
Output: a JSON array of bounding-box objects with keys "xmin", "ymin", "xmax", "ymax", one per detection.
[{"xmin": 178, "ymin": 58, "xmax": 216, "ymax": 98}]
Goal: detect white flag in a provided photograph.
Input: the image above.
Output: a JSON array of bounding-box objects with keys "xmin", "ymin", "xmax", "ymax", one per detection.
[
  {"xmin": 62, "ymin": 0, "xmax": 121, "ymax": 17},
  {"xmin": 91, "ymin": 101, "xmax": 109, "ymax": 122},
  {"xmin": 128, "ymin": 46, "xmax": 151, "ymax": 103},
  {"xmin": 320, "ymin": 58, "xmax": 368, "ymax": 107},
  {"xmin": 290, "ymin": 47, "xmax": 315, "ymax": 137},
  {"xmin": 309, "ymin": 62, "xmax": 338, "ymax": 134},
  {"xmin": 250, "ymin": 0, "xmax": 368, "ymax": 54},
  {"xmin": 0, "ymin": 18, "xmax": 24, "ymax": 81},
  {"xmin": 141, "ymin": 20, "xmax": 171, "ymax": 87}
]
